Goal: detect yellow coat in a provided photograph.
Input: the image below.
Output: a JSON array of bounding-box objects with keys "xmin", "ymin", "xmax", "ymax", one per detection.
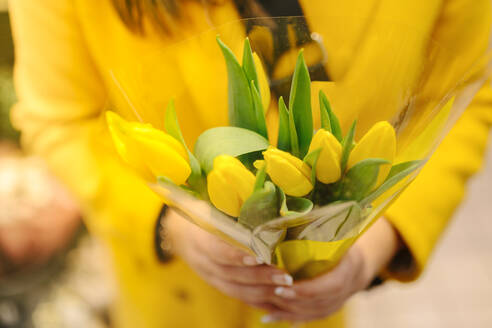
[{"xmin": 9, "ymin": 0, "xmax": 492, "ymax": 327}]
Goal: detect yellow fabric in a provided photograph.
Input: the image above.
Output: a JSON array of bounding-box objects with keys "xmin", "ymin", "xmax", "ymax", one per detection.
[
  {"xmin": 385, "ymin": 84, "xmax": 492, "ymax": 281},
  {"xmin": 9, "ymin": 0, "xmax": 492, "ymax": 328}
]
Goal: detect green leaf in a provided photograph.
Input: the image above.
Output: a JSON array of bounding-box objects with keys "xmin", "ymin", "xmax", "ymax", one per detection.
[
  {"xmin": 319, "ymin": 91, "xmax": 343, "ymax": 141},
  {"xmin": 303, "ymin": 148, "xmax": 322, "ymax": 185},
  {"xmin": 288, "ymin": 99, "xmax": 300, "ymax": 157},
  {"xmin": 242, "ymin": 38, "xmax": 260, "ymax": 96},
  {"xmin": 237, "ymin": 151, "xmax": 262, "ymax": 172},
  {"xmin": 216, "ymin": 36, "xmax": 257, "ymax": 131},
  {"xmin": 253, "ymin": 163, "xmax": 267, "ymax": 192},
  {"xmin": 194, "ymin": 127, "xmax": 269, "ymax": 174},
  {"xmin": 277, "ymin": 97, "xmax": 291, "ymax": 152},
  {"xmin": 164, "ymin": 100, "xmax": 186, "ymax": 145},
  {"xmin": 250, "ymin": 81, "xmax": 268, "ymax": 139},
  {"xmin": 289, "ymin": 50, "xmax": 313, "ymax": 158},
  {"xmin": 334, "ymin": 203, "xmax": 362, "ymax": 239},
  {"xmin": 164, "ymin": 100, "xmax": 205, "ymax": 196},
  {"xmin": 387, "ymin": 160, "xmax": 423, "ymax": 181},
  {"xmin": 319, "ymin": 99, "xmax": 331, "ymax": 132},
  {"xmin": 339, "ymin": 158, "xmax": 390, "ymax": 201},
  {"xmin": 157, "ymin": 176, "xmax": 200, "ymax": 198},
  {"xmin": 362, "ymin": 160, "xmax": 424, "ymax": 205},
  {"xmin": 340, "ymin": 120, "xmax": 357, "ymax": 172},
  {"xmin": 239, "ymin": 181, "xmax": 279, "ymax": 229},
  {"xmin": 278, "ymin": 188, "xmax": 313, "ymax": 217}
]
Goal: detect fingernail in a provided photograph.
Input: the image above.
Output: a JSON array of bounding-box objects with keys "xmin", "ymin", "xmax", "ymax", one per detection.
[
  {"xmin": 274, "ymin": 286, "xmax": 296, "ymax": 299},
  {"xmin": 243, "ymin": 256, "xmax": 262, "ymax": 266},
  {"xmin": 261, "ymin": 315, "xmax": 278, "ymax": 323},
  {"xmin": 272, "ymin": 273, "xmax": 293, "ymax": 286}
]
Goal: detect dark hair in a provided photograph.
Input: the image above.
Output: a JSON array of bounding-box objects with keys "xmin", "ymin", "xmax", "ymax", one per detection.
[
  {"xmin": 111, "ymin": 0, "xmax": 268, "ymax": 34},
  {"xmin": 110, "ymin": 0, "xmax": 186, "ymax": 34}
]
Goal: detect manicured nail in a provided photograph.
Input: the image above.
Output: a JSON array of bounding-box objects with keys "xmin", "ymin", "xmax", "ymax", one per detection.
[
  {"xmin": 274, "ymin": 286, "xmax": 296, "ymax": 299},
  {"xmin": 243, "ymin": 256, "xmax": 262, "ymax": 266},
  {"xmin": 272, "ymin": 274, "xmax": 293, "ymax": 286},
  {"xmin": 261, "ymin": 315, "xmax": 278, "ymax": 323}
]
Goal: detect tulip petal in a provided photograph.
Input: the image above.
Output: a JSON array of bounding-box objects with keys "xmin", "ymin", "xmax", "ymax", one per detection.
[
  {"xmin": 347, "ymin": 121, "xmax": 396, "ymax": 186},
  {"xmin": 165, "ymin": 101, "xmax": 205, "ymax": 194},
  {"xmin": 132, "ymin": 134, "xmax": 191, "ymax": 185},
  {"xmin": 130, "ymin": 124, "xmax": 189, "ymax": 162},
  {"xmin": 208, "ymin": 155, "xmax": 256, "ymax": 217},
  {"xmin": 263, "ymin": 148, "xmax": 313, "ymax": 197},
  {"xmin": 106, "ymin": 111, "xmax": 153, "ymax": 179},
  {"xmin": 309, "ymin": 130, "xmax": 343, "ymax": 184},
  {"xmin": 208, "ymin": 169, "xmax": 241, "ymax": 217}
]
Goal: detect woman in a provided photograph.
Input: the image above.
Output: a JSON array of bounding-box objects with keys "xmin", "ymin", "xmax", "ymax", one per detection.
[{"xmin": 9, "ymin": 0, "xmax": 492, "ymax": 327}]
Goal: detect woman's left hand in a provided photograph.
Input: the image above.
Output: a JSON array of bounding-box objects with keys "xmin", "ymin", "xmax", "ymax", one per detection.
[
  {"xmin": 262, "ymin": 217, "xmax": 403, "ymax": 323},
  {"xmin": 262, "ymin": 244, "xmax": 368, "ymax": 323}
]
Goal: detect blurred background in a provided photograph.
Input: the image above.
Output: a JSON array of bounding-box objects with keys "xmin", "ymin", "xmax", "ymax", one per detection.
[
  {"xmin": 0, "ymin": 1, "xmax": 113, "ymax": 327},
  {"xmin": 0, "ymin": 1, "xmax": 491, "ymax": 327}
]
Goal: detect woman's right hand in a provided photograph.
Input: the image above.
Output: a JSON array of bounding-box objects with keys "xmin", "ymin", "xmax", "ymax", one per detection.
[{"xmin": 165, "ymin": 208, "xmax": 294, "ymax": 310}]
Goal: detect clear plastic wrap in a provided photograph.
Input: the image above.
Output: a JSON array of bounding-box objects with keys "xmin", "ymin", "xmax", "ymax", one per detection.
[{"xmin": 107, "ymin": 15, "xmax": 492, "ymax": 279}]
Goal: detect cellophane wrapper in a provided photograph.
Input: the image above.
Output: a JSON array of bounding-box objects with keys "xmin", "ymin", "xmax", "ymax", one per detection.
[{"xmin": 109, "ymin": 15, "xmax": 492, "ymax": 279}]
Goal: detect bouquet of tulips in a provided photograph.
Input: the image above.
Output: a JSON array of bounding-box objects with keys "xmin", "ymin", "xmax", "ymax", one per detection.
[
  {"xmin": 106, "ymin": 36, "xmax": 429, "ymax": 279},
  {"xmin": 105, "ymin": 12, "xmax": 492, "ymax": 278}
]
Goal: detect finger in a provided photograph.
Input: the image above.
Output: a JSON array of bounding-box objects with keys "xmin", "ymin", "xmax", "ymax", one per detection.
[
  {"xmin": 190, "ymin": 245, "xmax": 293, "ymax": 286},
  {"xmin": 270, "ymin": 294, "xmax": 343, "ymax": 317},
  {"xmin": 196, "ymin": 231, "xmax": 261, "ymax": 267},
  {"xmin": 288, "ymin": 248, "xmax": 362, "ymax": 300},
  {"xmin": 247, "ymin": 302, "xmax": 282, "ymax": 313},
  {"xmin": 270, "ymin": 296, "xmax": 332, "ymax": 316},
  {"xmin": 263, "ymin": 301, "xmax": 344, "ymax": 324},
  {"xmin": 262, "ymin": 311, "xmax": 323, "ymax": 324},
  {"xmin": 205, "ymin": 275, "xmax": 277, "ymax": 304},
  {"xmin": 212, "ymin": 264, "xmax": 293, "ymax": 286}
]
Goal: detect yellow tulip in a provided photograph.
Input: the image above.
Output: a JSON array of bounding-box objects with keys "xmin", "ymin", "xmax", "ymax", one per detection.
[
  {"xmin": 308, "ymin": 130, "xmax": 343, "ymax": 184},
  {"xmin": 106, "ymin": 111, "xmax": 191, "ymax": 185},
  {"xmin": 207, "ymin": 155, "xmax": 256, "ymax": 217},
  {"xmin": 347, "ymin": 121, "xmax": 396, "ymax": 186},
  {"xmin": 262, "ymin": 147, "xmax": 313, "ymax": 197}
]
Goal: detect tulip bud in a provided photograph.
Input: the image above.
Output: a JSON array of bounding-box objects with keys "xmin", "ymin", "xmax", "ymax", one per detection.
[
  {"xmin": 106, "ymin": 111, "xmax": 191, "ymax": 185},
  {"xmin": 262, "ymin": 147, "xmax": 313, "ymax": 197},
  {"xmin": 308, "ymin": 130, "xmax": 343, "ymax": 184},
  {"xmin": 347, "ymin": 121, "xmax": 396, "ymax": 186},
  {"xmin": 207, "ymin": 155, "xmax": 256, "ymax": 217}
]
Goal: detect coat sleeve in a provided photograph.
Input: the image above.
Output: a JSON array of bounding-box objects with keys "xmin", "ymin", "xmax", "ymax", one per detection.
[
  {"xmin": 384, "ymin": 0, "xmax": 492, "ymax": 281},
  {"xmin": 385, "ymin": 84, "xmax": 492, "ymax": 281},
  {"xmin": 9, "ymin": 0, "xmax": 164, "ymax": 265}
]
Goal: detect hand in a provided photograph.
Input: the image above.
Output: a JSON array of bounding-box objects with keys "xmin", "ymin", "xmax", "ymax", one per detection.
[
  {"xmin": 262, "ymin": 217, "xmax": 402, "ymax": 323},
  {"xmin": 166, "ymin": 209, "xmax": 296, "ymax": 308},
  {"xmin": 166, "ymin": 209, "xmax": 401, "ymax": 322}
]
